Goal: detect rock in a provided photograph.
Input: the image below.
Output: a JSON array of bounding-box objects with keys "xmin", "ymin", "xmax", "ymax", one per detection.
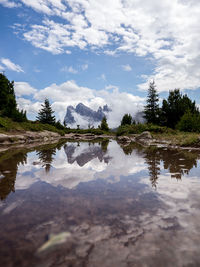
[
  {"xmin": 117, "ymin": 136, "xmax": 131, "ymax": 144},
  {"xmin": 64, "ymin": 102, "xmax": 111, "ymax": 128},
  {"xmin": 0, "ymin": 134, "xmax": 9, "ymax": 142},
  {"xmin": 135, "ymin": 131, "xmax": 153, "ymax": 146},
  {"xmin": 135, "ymin": 131, "xmax": 152, "ymax": 141}
]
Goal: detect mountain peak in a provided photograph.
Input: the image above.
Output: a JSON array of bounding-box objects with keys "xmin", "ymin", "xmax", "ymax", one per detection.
[{"xmin": 64, "ymin": 102, "xmax": 111, "ymax": 128}]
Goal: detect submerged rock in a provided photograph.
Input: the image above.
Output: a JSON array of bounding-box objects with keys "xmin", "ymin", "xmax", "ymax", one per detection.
[{"xmin": 38, "ymin": 232, "xmax": 71, "ymax": 253}]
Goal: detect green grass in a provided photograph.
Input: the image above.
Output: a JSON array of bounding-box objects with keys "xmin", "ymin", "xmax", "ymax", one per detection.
[
  {"xmin": 0, "ymin": 117, "xmax": 65, "ymax": 136},
  {"xmin": 116, "ymin": 123, "xmax": 175, "ymax": 136},
  {"xmin": 0, "ymin": 117, "xmax": 113, "ymax": 137},
  {"xmin": 153, "ymin": 131, "xmax": 200, "ymax": 147},
  {"xmin": 116, "ymin": 123, "xmax": 200, "ymax": 147}
]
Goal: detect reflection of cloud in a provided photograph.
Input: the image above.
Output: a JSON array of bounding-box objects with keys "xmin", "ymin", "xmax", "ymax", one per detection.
[
  {"xmin": 2, "ymin": 142, "xmax": 200, "ymax": 266},
  {"xmin": 15, "ymin": 141, "xmax": 146, "ymax": 190}
]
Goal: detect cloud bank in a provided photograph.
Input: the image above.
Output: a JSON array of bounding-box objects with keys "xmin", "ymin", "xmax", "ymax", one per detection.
[{"xmin": 16, "ymin": 80, "xmax": 145, "ymax": 127}]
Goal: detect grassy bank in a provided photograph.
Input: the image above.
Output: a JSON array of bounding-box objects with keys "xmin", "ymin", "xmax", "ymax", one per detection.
[
  {"xmin": 152, "ymin": 132, "xmax": 200, "ymax": 147},
  {"xmin": 1, "ymin": 117, "xmax": 200, "ymax": 147},
  {"xmin": 0, "ymin": 117, "xmax": 66, "ymax": 135},
  {"xmin": 0, "ymin": 117, "xmax": 112, "ymax": 136}
]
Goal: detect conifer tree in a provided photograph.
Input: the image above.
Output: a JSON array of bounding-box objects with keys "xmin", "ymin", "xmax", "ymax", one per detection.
[
  {"xmin": 121, "ymin": 114, "xmax": 132, "ymax": 126},
  {"xmin": 160, "ymin": 89, "xmax": 199, "ymax": 128},
  {"xmin": 0, "ymin": 73, "xmax": 17, "ymax": 116},
  {"xmin": 0, "ymin": 73, "xmax": 27, "ymax": 121},
  {"xmin": 37, "ymin": 98, "xmax": 56, "ymax": 125},
  {"xmin": 99, "ymin": 116, "xmax": 109, "ymax": 131},
  {"xmin": 144, "ymin": 81, "xmax": 160, "ymax": 124}
]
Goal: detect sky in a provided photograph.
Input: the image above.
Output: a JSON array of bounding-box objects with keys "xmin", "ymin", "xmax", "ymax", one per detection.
[{"xmin": 0, "ymin": 0, "xmax": 200, "ymax": 127}]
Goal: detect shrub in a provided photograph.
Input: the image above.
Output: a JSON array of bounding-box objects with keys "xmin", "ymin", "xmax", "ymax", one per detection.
[
  {"xmin": 116, "ymin": 123, "xmax": 174, "ymax": 136},
  {"xmin": 177, "ymin": 110, "xmax": 200, "ymax": 132}
]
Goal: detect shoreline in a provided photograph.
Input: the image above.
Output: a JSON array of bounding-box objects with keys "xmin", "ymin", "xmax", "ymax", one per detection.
[{"xmin": 0, "ymin": 130, "xmax": 200, "ymax": 153}]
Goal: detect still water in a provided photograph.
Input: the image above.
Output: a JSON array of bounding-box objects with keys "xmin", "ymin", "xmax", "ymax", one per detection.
[{"xmin": 0, "ymin": 140, "xmax": 200, "ymax": 267}]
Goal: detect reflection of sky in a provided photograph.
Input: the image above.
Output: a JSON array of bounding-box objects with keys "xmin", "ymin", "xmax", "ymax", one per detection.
[
  {"xmin": 1, "ymin": 142, "xmax": 200, "ymax": 266},
  {"xmin": 16, "ymin": 141, "xmax": 148, "ymax": 190}
]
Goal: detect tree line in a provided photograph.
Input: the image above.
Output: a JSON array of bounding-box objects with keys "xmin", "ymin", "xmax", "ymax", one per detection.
[
  {"xmin": 1, "ymin": 73, "xmax": 200, "ymax": 132},
  {"xmin": 120, "ymin": 81, "xmax": 200, "ymax": 132}
]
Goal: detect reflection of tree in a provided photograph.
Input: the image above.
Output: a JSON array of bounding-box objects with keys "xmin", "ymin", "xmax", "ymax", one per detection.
[
  {"xmin": 118, "ymin": 142, "xmax": 143, "ymax": 156},
  {"xmin": 101, "ymin": 139, "xmax": 109, "ymax": 153},
  {"xmin": 119, "ymin": 142, "xmax": 200, "ymax": 188},
  {"xmin": 142, "ymin": 147, "xmax": 199, "ymax": 188},
  {"xmin": 0, "ymin": 151, "xmax": 27, "ymax": 200},
  {"xmin": 121, "ymin": 145, "xmax": 133, "ymax": 155},
  {"xmin": 36, "ymin": 147, "xmax": 56, "ymax": 173},
  {"xmin": 160, "ymin": 150, "xmax": 198, "ymax": 180},
  {"xmin": 144, "ymin": 148, "xmax": 160, "ymax": 189}
]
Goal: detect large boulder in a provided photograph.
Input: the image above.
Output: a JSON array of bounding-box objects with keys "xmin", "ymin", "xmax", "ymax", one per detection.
[
  {"xmin": 135, "ymin": 131, "xmax": 153, "ymax": 146},
  {"xmin": 135, "ymin": 131, "xmax": 152, "ymax": 141}
]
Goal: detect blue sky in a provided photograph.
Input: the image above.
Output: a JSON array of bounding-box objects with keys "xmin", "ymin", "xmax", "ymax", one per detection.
[{"xmin": 0, "ymin": 0, "xmax": 200, "ymax": 126}]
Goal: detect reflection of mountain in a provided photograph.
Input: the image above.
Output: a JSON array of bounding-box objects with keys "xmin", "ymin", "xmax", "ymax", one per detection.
[
  {"xmin": 64, "ymin": 142, "xmax": 111, "ymax": 166},
  {"xmin": 0, "ymin": 151, "xmax": 27, "ymax": 200}
]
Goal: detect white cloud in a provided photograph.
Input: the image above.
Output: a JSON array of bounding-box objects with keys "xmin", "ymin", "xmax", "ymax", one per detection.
[
  {"xmin": 15, "ymin": 82, "xmax": 36, "ymax": 97},
  {"xmin": 17, "ymin": 79, "xmax": 144, "ymax": 127},
  {"xmin": 1, "ymin": 58, "xmax": 24, "ymax": 72},
  {"xmin": 11, "ymin": 0, "xmax": 200, "ymax": 91},
  {"xmin": 61, "ymin": 66, "xmax": 78, "ymax": 74},
  {"xmin": 0, "ymin": 65, "xmax": 4, "ymax": 71},
  {"xmin": 100, "ymin": 74, "xmax": 106, "ymax": 81},
  {"xmin": 17, "ymin": 98, "xmax": 41, "ymax": 118},
  {"xmin": 81, "ymin": 64, "xmax": 88, "ymax": 71},
  {"xmin": 65, "ymin": 50, "xmax": 71, "ymax": 54},
  {"xmin": 122, "ymin": 64, "xmax": 132, "ymax": 72},
  {"xmin": 0, "ymin": 0, "xmax": 20, "ymax": 8}
]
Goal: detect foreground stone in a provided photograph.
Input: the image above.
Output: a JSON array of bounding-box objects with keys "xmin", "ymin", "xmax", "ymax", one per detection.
[
  {"xmin": 135, "ymin": 131, "xmax": 154, "ymax": 146},
  {"xmin": 0, "ymin": 131, "xmax": 114, "ymax": 153}
]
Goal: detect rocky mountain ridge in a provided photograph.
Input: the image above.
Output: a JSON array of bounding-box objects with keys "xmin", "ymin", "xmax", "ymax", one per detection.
[{"xmin": 64, "ymin": 103, "xmax": 111, "ymax": 128}]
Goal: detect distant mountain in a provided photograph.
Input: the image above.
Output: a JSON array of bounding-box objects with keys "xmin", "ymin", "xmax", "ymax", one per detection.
[{"xmin": 64, "ymin": 103, "xmax": 111, "ymax": 128}]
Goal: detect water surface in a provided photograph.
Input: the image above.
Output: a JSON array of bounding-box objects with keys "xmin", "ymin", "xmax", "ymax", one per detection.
[{"xmin": 0, "ymin": 140, "xmax": 200, "ymax": 267}]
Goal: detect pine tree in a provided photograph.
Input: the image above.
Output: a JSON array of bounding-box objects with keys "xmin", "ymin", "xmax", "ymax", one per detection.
[
  {"xmin": 144, "ymin": 81, "xmax": 160, "ymax": 124},
  {"xmin": 0, "ymin": 73, "xmax": 17, "ymax": 117},
  {"xmin": 37, "ymin": 98, "xmax": 56, "ymax": 125},
  {"xmin": 0, "ymin": 73, "xmax": 27, "ymax": 121},
  {"xmin": 160, "ymin": 89, "xmax": 199, "ymax": 128},
  {"xmin": 99, "ymin": 116, "xmax": 109, "ymax": 131},
  {"xmin": 121, "ymin": 114, "xmax": 132, "ymax": 126}
]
